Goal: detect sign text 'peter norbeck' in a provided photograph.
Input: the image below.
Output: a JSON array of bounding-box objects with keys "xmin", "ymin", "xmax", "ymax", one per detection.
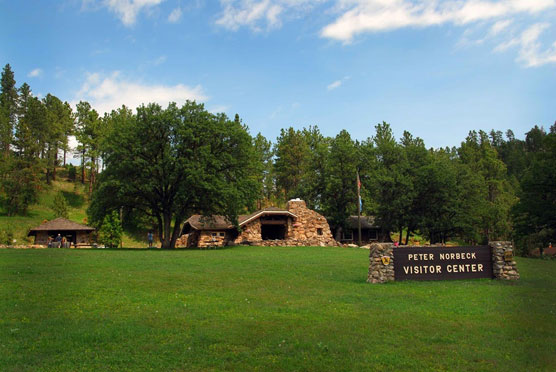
[{"xmin": 393, "ymin": 246, "xmax": 493, "ymax": 281}]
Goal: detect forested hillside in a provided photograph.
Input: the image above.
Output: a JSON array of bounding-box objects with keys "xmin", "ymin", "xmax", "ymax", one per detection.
[{"xmin": 1, "ymin": 63, "xmax": 554, "ymax": 253}]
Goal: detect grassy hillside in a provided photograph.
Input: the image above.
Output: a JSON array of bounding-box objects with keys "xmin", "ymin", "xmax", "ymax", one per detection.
[
  {"xmin": 1, "ymin": 246, "xmax": 554, "ymax": 371},
  {"xmin": 0, "ymin": 179, "xmax": 88, "ymax": 245},
  {"xmin": 0, "ymin": 171, "xmax": 146, "ymax": 247}
]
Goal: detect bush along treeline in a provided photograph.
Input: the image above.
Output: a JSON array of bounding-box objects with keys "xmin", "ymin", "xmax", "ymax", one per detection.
[{"xmin": 1, "ymin": 63, "xmax": 554, "ymax": 253}]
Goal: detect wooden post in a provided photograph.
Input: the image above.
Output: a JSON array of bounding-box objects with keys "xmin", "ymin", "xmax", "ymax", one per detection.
[{"xmin": 357, "ymin": 170, "xmax": 362, "ymax": 247}]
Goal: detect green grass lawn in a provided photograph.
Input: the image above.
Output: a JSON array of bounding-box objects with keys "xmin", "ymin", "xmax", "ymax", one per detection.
[{"xmin": 1, "ymin": 246, "xmax": 555, "ymax": 371}]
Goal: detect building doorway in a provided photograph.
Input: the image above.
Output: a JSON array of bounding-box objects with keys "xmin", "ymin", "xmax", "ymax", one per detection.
[{"xmin": 261, "ymin": 224, "xmax": 286, "ymax": 240}]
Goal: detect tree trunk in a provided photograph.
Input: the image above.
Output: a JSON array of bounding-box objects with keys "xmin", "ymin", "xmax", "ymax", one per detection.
[
  {"xmin": 88, "ymin": 159, "xmax": 95, "ymax": 195},
  {"xmin": 156, "ymin": 215, "xmax": 163, "ymax": 248},
  {"xmin": 335, "ymin": 226, "xmax": 342, "ymax": 242},
  {"xmin": 170, "ymin": 216, "xmax": 184, "ymax": 249},
  {"xmin": 405, "ymin": 229, "xmax": 410, "ymax": 245},
  {"xmin": 88, "ymin": 168, "xmax": 92, "ymax": 195},
  {"xmin": 63, "ymin": 148, "xmax": 66, "ymax": 167},
  {"xmin": 52, "ymin": 147, "xmax": 57, "ymax": 181},
  {"xmin": 399, "ymin": 228, "xmax": 403, "ymax": 245},
  {"xmin": 45, "ymin": 145, "xmax": 52, "ymax": 184},
  {"xmin": 81, "ymin": 149, "xmax": 85, "ymax": 184},
  {"xmin": 161, "ymin": 212, "xmax": 173, "ymax": 249}
]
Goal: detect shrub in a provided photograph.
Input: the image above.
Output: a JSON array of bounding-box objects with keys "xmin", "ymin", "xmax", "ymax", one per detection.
[
  {"xmin": 0, "ymin": 162, "xmax": 40, "ymax": 216},
  {"xmin": 0, "ymin": 228, "xmax": 14, "ymax": 245},
  {"xmin": 98, "ymin": 211, "xmax": 123, "ymax": 249},
  {"xmin": 68, "ymin": 164, "xmax": 77, "ymax": 182},
  {"xmin": 51, "ymin": 192, "xmax": 69, "ymax": 219}
]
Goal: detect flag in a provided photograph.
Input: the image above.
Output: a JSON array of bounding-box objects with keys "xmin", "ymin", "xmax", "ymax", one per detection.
[{"xmin": 357, "ymin": 171, "xmax": 362, "ymax": 212}]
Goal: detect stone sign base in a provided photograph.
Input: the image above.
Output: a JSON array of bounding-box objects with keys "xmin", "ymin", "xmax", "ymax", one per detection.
[
  {"xmin": 367, "ymin": 241, "xmax": 519, "ymax": 283},
  {"xmin": 368, "ymin": 243, "xmax": 395, "ymax": 283},
  {"xmin": 490, "ymin": 241, "xmax": 520, "ymax": 280}
]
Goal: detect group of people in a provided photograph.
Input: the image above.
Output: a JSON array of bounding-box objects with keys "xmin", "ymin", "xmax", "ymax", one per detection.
[
  {"xmin": 47, "ymin": 234, "xmax": 71, "ymax": 248},
  {"xmin": 47, "ymin": 232, "xmax": 155, "ymax": 248}
]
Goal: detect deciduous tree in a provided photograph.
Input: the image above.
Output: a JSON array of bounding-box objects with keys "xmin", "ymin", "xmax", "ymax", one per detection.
[{"xmin": 89, "ymin": 101, "xmax": 259, "ymax": 249}]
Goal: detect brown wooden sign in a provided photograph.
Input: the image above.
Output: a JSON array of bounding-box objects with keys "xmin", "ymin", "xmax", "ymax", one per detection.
[{"xmin": 393, "ymin": 246, "xmax": 493, "ymax": 281}]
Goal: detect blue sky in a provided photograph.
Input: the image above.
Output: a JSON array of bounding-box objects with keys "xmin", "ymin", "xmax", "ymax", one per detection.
[{"xmin": 1, "ymin": 0, "xmax": 555, "ymax": 149}]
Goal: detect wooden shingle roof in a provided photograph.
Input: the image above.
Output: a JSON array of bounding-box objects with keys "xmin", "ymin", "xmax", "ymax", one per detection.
[
  {"xmin": 345, "ymin": 216, "xmax": 379, "ymax": 229},
  {"xmin": 184, "ymin": 208, "xmax": 297, "ymax": 231},
  {"xmin": 28, "ymin": 218, "xmax": 95, "ymax": 235}
]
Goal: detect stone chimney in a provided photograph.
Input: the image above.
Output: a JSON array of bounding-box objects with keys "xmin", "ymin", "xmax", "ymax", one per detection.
[
  {"xmin": 286, "ymin": 199, "xmax": 335, "ymax": 246},
  {"xmin": 286, "ymin": 198, "xmax": 307, "ymax": 214}
]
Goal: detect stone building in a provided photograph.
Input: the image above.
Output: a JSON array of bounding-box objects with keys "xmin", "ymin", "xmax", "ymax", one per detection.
[
  {"xmin": 177, "ymin": 199, "xmax": 336, "ymax": 248},
  {"xmin": 28, "ymin": 218, "xmax": 95, "ymax": 247}
]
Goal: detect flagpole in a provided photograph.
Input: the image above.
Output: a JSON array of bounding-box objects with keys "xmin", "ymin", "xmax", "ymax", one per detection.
[{"xmin": 357, "ymin": 170, "xmax": 362, "ymax": 247}]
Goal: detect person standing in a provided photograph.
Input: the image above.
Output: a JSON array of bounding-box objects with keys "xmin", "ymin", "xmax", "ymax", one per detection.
[
  {"xmin": 148, "ymin": 231, "xmax": 154, "ymax": 248},
  {"xmin": 55, "ymin": 234, "xmax": 62, "ymax": 248}
]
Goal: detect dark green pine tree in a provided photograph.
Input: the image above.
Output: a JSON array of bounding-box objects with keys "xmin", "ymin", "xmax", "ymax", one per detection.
[
  {"xmin": 321, "ymin": 129, "xmax": 359, "ymax": 238},
  {"xmin": 252, "ymin": 132, "xmax": 275, "ymax": 209},
  {"xmin": 0, "ymin": 64, "xmax": 18, "ymax": 157},
  {"xmin": 273, "ymin": 127, "xmax": 311, "ymax": 202},
  {"xmin": 513, "ymin": 130, "xmax": 556, "ymax": 254},
  {"xmin": 369, "ymin": 122, "xmax": 413, "ymax": 244}
]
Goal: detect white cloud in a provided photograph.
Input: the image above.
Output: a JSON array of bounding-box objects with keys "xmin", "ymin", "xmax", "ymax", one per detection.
[
  {"xmin": 102, "ymin": 0, "xmax": 164, "ymax": 26},
  {"xmin": 168, "ymin": 6, "xmax": 182, "ymax": 23},
  {"xmin": 215, "ymin": 0, "xmax": 321, "ymax": 31},
  {"xmin": 214, "ymin": 1, "xmax": 556, "ymax": 68},
  {"xmin": 490, "ymin": 19, "xmax": 513, "ymax": 36},
  {"xmin": 327, "ymin": 75, "xmax": 350, "ymax": 91},
  {"xmin": 495, "ymin": 23, "xmax": 556, "ymax": 67},
  {"xmin": 321, "ymin": 0, "xmax": 556, "ymax": 42},
  {"xmin": 153, "ymin": 55, "xmax": 167, "ymax": 65},
  {"xmin": 327, "ymin": 80, "xmax": 342, "ymax": 91},
  {"xmin": 28, "ymin": 68, "xmax": 42, "ymax": 78},
  {"xmin": 74, "ymin": 71, "xmax": 207, "ymax": 114}
]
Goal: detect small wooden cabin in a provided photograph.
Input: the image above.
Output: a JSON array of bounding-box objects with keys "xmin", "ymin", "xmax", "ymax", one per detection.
[
  {"xmin": 330, "ymin": 216, "xmax": 390, "ymax": 244},
  {"xmin": 28, "ymin": 218, "xmax": 95, "ymax": 247}
]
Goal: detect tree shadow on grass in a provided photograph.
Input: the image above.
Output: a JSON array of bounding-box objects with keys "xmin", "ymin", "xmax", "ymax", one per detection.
[{"xmin": 61, "ymin": 191, "xmax": 85, "ymax": 208}]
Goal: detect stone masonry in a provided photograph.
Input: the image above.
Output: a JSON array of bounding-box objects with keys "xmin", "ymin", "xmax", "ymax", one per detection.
[
  {"xmin": 235, "ymin": 219, "xmax": 261, "ymax": 244},
  {"xmin": 286, "ymin": 199, "xmax": 335, "ymax": 246},
  {"xmin": 489, "ymin": 241, "xmax": 520, "ymax": 280},
  {"xmin": 367, "ymin": 243, "xmax": 395, "ymax": 283},
  {"xmin": 234, "ymin": 199, "xmax": 336, "ymax": 247}
]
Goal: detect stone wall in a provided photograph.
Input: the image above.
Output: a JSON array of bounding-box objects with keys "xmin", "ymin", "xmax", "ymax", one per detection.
[
  {"xmin": 489, "ymin": 241, "xmax": 520, "ymax": 280},
  {"xmin": 235, "ymin": 219, "xmax": 261, "ymax": 244},
  {"xmin": 198, "ymin": 231, "xmax": 229, "ymax": 248},
  {"xmin": 175, "ymin": 232, "xmax": 199, "ymax": 248},
  {"xmin": 367, "ymin": 243, "xmax": 395, "ymax": 283}
]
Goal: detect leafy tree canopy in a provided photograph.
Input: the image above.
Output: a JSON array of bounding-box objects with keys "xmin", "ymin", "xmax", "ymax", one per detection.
[{"xmin": 89, "ymin": 101, "xmax": 260, "ymax": 249}]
